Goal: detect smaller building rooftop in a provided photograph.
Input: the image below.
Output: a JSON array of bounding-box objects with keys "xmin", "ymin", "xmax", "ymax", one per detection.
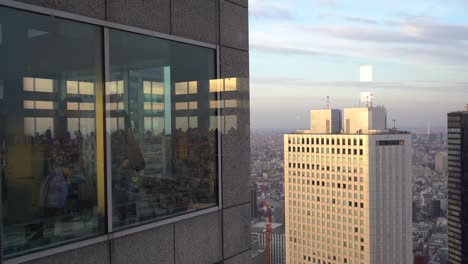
[{"xmin": 289, "ymin": 129, "xmax": 410, "ymax": 135}]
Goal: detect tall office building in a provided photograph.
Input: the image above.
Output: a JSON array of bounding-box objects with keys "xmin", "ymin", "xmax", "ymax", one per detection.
[
  {"xmin": 285, "ymin": 107, "xmax": 412, "ymax": 264},
  {"xmin": 447, "ymin": 106, "xmax": 468, "ymax": 264}
]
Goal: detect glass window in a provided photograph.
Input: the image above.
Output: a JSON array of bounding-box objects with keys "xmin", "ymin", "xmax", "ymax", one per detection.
[
  {"xmin": 0, "ymin": 7, "xmax": 104, "ymax": 257},
  {"xmin": 108, "ymin": 29, "xmax": 217, "ymax": 229}
]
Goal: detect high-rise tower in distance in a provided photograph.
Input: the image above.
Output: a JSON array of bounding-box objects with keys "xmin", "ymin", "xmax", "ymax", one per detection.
[
  {"xmin": 447, "ymin": 105, "xmax": 468, "ymax": 264},
  {"xmin": 284, "ymin": 106, "xmax": 412, "ymax": 264}
]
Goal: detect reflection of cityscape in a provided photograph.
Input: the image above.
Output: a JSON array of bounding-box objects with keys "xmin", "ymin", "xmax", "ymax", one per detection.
[
  {"xmin": 1, "ymin": 74, "xmax": 246, "ymax": 255},
  {"xmin": 251, "ymin": 122, "xmax": 451, "ymax": 263},
  {"xmin": 3, "ymin": 76, "xmax": 101, "ymax": 256},
  {"xmin": 106, "ymin": 76, "xmax": 244, "ymax": 228}
]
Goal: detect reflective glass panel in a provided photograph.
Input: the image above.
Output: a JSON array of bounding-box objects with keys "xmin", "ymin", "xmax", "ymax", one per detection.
[
  {"xmin": 0, "ymin": 7, "xmax": 104, "ymax": 257},
  {"xmin": 108, "ymin": 29, "xmax": 217, "ymax": 229}
]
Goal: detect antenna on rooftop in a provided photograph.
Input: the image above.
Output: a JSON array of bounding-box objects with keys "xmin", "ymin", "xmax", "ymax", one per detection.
[
  {"xmin": 393, "ymin": 119, "xmax": 396, "ymax": 129},
  {"xmin": 360, "ymin": 92, "xmax": 373, "ymax": 108},
  {"xmin": 326, "ymin": 96, "xmax": 330, "ymax": 109}
]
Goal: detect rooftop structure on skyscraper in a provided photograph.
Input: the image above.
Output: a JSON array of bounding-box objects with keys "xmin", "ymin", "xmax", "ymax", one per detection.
[
  {"xmin": 309, "ymin": 109, "xmax": 342, "ymax": 134},
  {"xmin": 343, "ymin": 106, "xmax": 387, "ymax": 134}
]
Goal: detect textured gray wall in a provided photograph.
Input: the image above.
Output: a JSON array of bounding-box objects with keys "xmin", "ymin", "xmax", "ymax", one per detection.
[{"xmin": 10, "ymin": 0, "xmax": 250, "ymax": 263}]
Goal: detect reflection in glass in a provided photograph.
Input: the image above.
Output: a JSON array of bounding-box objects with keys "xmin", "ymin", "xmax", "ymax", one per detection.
[
  {"xmin": 0, "ymin": 7, "xmax": 104, "ymax": 258},
  {"xmin": 108, "ymin": 29, "xmax": 217, "ymax": 229},
  {"xmin": 208, "ymin": 78, "xmax": 245, "ymax": 134}
]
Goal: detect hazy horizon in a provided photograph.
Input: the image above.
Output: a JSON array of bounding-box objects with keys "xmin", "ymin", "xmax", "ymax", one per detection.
[{"xmin": 249, "ymin": 0, "xmax": 468, "ymax": 130}]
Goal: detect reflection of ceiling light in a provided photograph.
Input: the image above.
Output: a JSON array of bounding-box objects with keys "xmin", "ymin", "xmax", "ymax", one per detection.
[{"xmin": 359, "ymin": 65, "xmax": 372, "ymax": 82}]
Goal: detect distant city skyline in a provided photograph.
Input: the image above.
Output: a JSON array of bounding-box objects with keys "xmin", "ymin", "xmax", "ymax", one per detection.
[{"xmin": 249, "ymin": 0, "xmax": 468, "ymax": 130}]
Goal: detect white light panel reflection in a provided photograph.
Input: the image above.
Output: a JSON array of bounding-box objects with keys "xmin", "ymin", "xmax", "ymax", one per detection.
[
  {"xmin": 24, "ymin": 117, "xmax": 54, "ymax": 137},
  {"xmin": 23, "ymin": 77, "xmax": 54, "ymax": 93},
  {"xmin": 67, "ymin": 81, "xmax": 94, "ymax": 95}
]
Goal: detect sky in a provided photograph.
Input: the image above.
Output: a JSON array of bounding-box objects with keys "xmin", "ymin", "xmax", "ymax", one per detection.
[{"xmin": 249, "ymin": 0, "xmax": 468, "ymax": 131}]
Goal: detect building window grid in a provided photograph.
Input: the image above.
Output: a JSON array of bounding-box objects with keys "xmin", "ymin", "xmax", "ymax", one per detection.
[{"xmin": 286, "ymin": 136, "xmax": 366, "ymax": 264}]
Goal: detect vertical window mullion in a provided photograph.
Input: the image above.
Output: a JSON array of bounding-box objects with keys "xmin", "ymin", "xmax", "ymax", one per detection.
[{"xmin": 103, "ymin": 27, "xmax": 113, "ymax": 234}]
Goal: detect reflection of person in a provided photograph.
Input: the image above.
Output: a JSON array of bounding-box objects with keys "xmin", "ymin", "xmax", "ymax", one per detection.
[
  {"xmin": 33, "ymin": 139, "xmax": 70, "ymax": 241},
  {"xmin": 40, "ymin": 140, "xmax": 69, "ymax": 217},
  {"xmin": 111, "ymin": 114, "xmax": 145, "ymax": 226},
  {"xmin": 41, "ymin": 168, "xmax": 68, "ymax": 216}
]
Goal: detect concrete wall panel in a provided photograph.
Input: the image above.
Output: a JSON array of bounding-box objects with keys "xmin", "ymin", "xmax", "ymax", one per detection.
[
  {"xmin": 25, "ymin": 242, "xmax": 110, "ymax": 264},
  {"xmin": 224, "ymin": 250, "xmax": 251, "ymax": 264},
  {"xmin": 225, "ymin": 0, "xmax": 248, "ymax": 8},
  {"xmin": 107, "ymin": 0, "xmax": 171, "ymax": 34},
  {"xmin": 222, "ymin": 154, "xmax": 250, "ymax": 208},
  {"xmin": 220, "ymin": 1, "xmax": 248, "ymax": 51},
  {"xmin": 171, "ymin": 0, "xmax": 218, "ymax": 44},
  {"xmin": 223, "ymin": 203, "xmax": 250, "ymax": 258},
  {"xmin": 111, "ymin": 225, "xmax": 174, "ymax": 264},
  {"xmin": 14, "ymin": 0, "xmax": 105, "ymax": 19},
  {"xmin": 220, "ymin": 47, "xmax": 249, "ymax": 78},
  {"xmin": 175, "ymin": 212, "xmax": 222, "ymax": 264}
]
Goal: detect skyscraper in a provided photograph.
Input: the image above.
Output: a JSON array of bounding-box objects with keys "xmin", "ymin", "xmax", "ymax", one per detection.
[
  {"xmin": 447, "ymin": 106, "xmax": 468, "ymax": 264},
  {"xmin": 284, "ymin": 106, "xmax": 412, "ymax": 264}
]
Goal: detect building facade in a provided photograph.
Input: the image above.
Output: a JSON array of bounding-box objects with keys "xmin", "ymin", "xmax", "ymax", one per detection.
[
  {"xmin": 447, "ymin": 108, "xmax": 468, "ymax": 264},
  {"xmin": 284, "ymin": 107, "xmax": 412, "ymax": 264},
  {"xmin": 256, "ymin": 232, "xmax": 285, "ymax": 264},
  {"xmin": 0, "ymin": 1, "xmax": 250, "ymax": 263},
  {"xmin": 435, "ymin": 152, "xmax": 448, "ymax": 176}
]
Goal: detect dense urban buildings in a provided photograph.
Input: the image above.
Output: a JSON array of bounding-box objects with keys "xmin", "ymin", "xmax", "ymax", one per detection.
[
  {"xmin": 447, "ymin": 106, "xmax": 468, "ymax": 264},
  {"xmin": 258, "ymin": 232, "xmax": 286, "ymax": 264},
  {"xmin": 284, "ymin": 106, "xmax": 412, "ymax": 264},
  {"xmin": 0, "ymin": 1, "xmax": 250, "ymax": 263},
  {"xmin": 250, "ymin": 119, "xmax": 451, "ymax": 263},
  {"xmin": 250, "ymin": 130, "xmax": 285, "ymax": 263}
]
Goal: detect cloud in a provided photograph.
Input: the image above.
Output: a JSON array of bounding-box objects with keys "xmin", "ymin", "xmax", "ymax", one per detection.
[
  {"xmin": 310, "ymin": 0, "xmax": 337, "ymax": 8},
  {"xmin": 317, "ymin": 13, "xmax": 380, "ymax": 25},
  {"xmin": 299, "ymin": 22, "xmax": 468, "ymax": 45},
  {"xmin": 249, "ymin": 0, "xmax": 295, "ymax": 19},
  {"xmin": 248, "ymin": 0, "xmax": 468, "ymax": 129},
  {"xmin": 344, "ymin": 16, "xmax": 380, "ymax": 24},
  {"xmin": 249, "ymin": 20, "xmax": 468, "ymax": 65},
  {"xmin": 251, "ymin": 29, "xmax": 468, "ymax": 66},
  {"xmin": 250, "ymin": 43, "xmax": 336, "ymax": 57},
  {"xmin": 250, "ymin": 77, "xmax": 468, "ymax": 95}
]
